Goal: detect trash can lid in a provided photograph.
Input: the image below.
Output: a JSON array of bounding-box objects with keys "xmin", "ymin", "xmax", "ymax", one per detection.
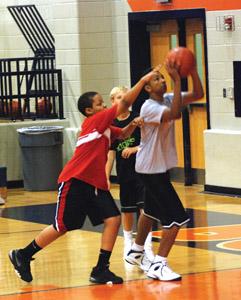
[{"xmin": 17, "ymin": 126, "xmax": 64, "ymax": 134}]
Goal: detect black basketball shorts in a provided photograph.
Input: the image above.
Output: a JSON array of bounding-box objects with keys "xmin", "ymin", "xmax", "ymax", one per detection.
[
  {"xmin": 138, "ymin": 172, "xmax": 190, "ymax": 228},
  {"xmin": 119, "ymin": 178, "xmax": 144, "ymax": 213},
  {"xmin": 54, "ymin": 178, "xmax": 120, "ymax": 232}
]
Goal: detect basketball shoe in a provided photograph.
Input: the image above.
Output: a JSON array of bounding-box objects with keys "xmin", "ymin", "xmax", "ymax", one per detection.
[
  {"xmin": 8, "ymin": 249, "xmax": 34, "ymax": 282},
  {"xmin": 125, "ymin": 249, "xmax": 152, "ymax": 272},
  {"xmin": 125, "ymin": 249, "xmax": 143, "ymax": 266},
  {"xmin": 147, "ymin": 261, "xmax": 181, "ymax": 281},
  {"xmin": 90, "ymin": 266, "xmax": 123, "ymax": 284},
  {"xmin": 144, "ymin": 244, "xmax": 155, "ymax": 262},
  {"xmin": 123, "ymin": 238, "xmax": 132, "ymax": 259}
]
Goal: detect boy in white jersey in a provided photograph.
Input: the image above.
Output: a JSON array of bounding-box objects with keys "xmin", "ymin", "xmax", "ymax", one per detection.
[{"xmin": 125, "ymin": 58, "xmax": 204, "ymax": 281}]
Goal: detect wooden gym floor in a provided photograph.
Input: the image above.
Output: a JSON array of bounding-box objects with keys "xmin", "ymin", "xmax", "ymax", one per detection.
[{"xmin": 0, "ymin": 183, "xmax": 240, "ymax": 299}]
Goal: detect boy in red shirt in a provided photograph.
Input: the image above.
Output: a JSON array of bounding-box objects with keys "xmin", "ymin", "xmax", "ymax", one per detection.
[{"xmin": 8, "ymin": 67, "xmax": 160, "ymax": 285}]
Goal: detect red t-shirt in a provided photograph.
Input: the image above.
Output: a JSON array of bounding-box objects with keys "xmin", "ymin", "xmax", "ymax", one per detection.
[{"xmin": 58, "ymin": 105, "xmax": 122, "ymax": 190}]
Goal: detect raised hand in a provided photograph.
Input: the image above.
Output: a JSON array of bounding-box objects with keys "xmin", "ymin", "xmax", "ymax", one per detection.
[
  {"xmin": 165, "ymin": 58, "xmax": 181, "ymax": 82},
  {"xmin": 142, "ymin": 64, "xmax": 163, "ymax": 83}
]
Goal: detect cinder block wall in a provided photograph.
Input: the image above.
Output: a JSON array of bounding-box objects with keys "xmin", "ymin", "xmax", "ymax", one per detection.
[
  {"xmin": 205, "ymin": 10, "xmax": 241, "ymax": 190},
  {"xmin": 0, "ymin": 0, "xmax": 130, "ymax": 181}
]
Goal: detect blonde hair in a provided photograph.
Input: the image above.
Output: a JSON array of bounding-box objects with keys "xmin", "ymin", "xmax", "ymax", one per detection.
[{"xmin": 109, "ymin": 86, "xmax": 129, "ymax": 99}]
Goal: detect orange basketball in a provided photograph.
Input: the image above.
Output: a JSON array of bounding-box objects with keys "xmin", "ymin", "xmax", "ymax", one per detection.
[
  {"xmin": 36, "ymin": 98, "xmax": 52, "ymax": 115},
  {"xmin": 3, "ymin": 100, "xmax": 21, "ymax": 117},
  {"xmin": 166, "ymin": 47, "xmax": 195, "ymax": 78}
]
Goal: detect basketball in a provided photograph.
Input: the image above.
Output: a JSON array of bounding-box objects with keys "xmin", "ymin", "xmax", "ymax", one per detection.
[
  {"xmin": 36, "ymin": 98, "xmax": 52, "ymax": 115},
  {"xmin": 10, "ymin": 100, "xmax": 20, "ymax": 116},
  {"xmin": 0, "ymin": 100, "xmax": 21, "ymax": 117},
  {"xmin": 166, "ymin": 47, "xmax": 195, "ymax": 78}
]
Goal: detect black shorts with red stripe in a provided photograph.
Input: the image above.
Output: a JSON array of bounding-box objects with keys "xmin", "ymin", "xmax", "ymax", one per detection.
[{"xmin": 54, "ymin": 178, "xmax": 120, "ymax": 232}]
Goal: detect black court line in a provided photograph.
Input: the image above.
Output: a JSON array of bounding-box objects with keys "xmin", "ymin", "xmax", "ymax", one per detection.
[{"xmin": 1, "ymin": 203, "xmax": 241, "ymax": 254}]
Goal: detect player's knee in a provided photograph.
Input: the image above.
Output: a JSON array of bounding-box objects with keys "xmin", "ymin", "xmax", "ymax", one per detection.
[
  {"xmin": 52, "ymin": 224, "xmax": 67, "ymax": 234},
  {"xmin": 112, "ymin": 215, "xmax": 121, "ymax": 228},
  {"xmin": 105, "ymin": 215, "xmax": 121, "ymax": 228}
]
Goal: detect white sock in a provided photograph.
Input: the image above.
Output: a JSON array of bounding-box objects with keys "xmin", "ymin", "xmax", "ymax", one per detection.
[
  {"xmin": 123, "ymin": 230, "xmax": 133, "ymax": 242},
  {"xmin": 154, "ymin": 255, "xmax": 167, "ymax": 263},
  {"xmin": 144, "ymin": 232, "xmax": 152, "ymax": 250},
  {"xmin": 132, "ymin": 242, "xmax": 144, "ymax": 252}
]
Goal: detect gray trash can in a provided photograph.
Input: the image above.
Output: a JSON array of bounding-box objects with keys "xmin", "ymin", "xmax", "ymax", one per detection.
[{"xmin": 17, "ymin": 126, "xmax": 64, "ymax": 191}]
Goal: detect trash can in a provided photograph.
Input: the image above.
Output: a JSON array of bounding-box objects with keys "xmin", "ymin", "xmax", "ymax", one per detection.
[{"xmin": 17, "ymin": 126, "xmax": 64, "ymax": 191}]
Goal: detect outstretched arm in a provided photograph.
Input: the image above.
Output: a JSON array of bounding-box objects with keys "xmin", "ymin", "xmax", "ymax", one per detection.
[
  {"xmin": 119, "ymin": 116, "xmax": 143, "ymax": 140},
  {"xmin": 182, "ymin": 68, "xmax": 204, "ymax": 106},
  {"xmin": 116, "ymin": 65, "xmax": 162, "ymax": 117}
]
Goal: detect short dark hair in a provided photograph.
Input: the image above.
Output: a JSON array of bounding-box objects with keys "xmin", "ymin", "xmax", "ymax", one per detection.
[{"xmin": 77, "ymin": 91, "xmax": 97, "ymax": 116}]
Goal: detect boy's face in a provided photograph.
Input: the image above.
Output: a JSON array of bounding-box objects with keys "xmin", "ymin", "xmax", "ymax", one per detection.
[
  {"xmin": 146, "ymin": 71, "xmax": 167, "ymax": 95},
  {"xmin": 86, "ymin": 93, "xmax": 106, "ymax": 116},
  {"xmin": 111, "ymin": 90, "xmax": 127, "ymax": 106}
]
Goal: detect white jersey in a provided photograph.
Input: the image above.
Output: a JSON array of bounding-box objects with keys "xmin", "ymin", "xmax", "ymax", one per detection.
[{"xmin": 135, "ymin": 94, "xmax": 178, "ymax": 174}]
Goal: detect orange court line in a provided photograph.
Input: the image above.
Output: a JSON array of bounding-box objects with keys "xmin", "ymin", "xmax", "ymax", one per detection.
[
  {"xmin": 1, "ymin": 269, "xmax": 241, "ymax": 300},
  {"xmin": 152, "ymin": 224, "xmax": 241, "ymax": 242}
]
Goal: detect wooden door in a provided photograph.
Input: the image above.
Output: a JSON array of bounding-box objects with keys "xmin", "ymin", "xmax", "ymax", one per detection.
[{"xmin": 186, "ymin": 19, "xmax": 207, "ymax": 170}]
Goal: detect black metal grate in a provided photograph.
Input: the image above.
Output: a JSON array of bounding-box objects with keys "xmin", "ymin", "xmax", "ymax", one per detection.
[
  {"xmin": 7, "ymin": 5, "xmax": 55, "ymax": 57},
  {"xmin": 0, "ymin": 57, "xmax": 63, "ymax": 120},
  {"xmin": 0, "ymin": 5, "xmax": 64, "ymax": 121}
]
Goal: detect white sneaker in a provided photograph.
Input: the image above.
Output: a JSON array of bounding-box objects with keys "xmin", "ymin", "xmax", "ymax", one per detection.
[
  {"xmin": 144, "ymin": 233, "xmax": 154, "ymax": 262},
  {"xmin": 123, "ymin": 239, "xmax": 132, "ymax": 259},
  {"xmin": 147, "ymin": 261, "xmax": 181, "ymax": 281},
  {"xmin": 144, "ymin": 246, "xmax": 155, "ymax": 262},
  {"xmin": 140, "ymin": 252, "xmax": 153, "ymax": 272},
  {"xmin": 0, "ymin": 197, "xmax": 5, "ymax": 205},
  {"xmin": 125, "ymin": 249, "xmax": 143, "ymax": 266}
]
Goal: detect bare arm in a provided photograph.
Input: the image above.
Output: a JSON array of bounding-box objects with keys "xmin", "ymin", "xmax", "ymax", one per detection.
[
  {"xmin": 161, "ymin": 62, "xmax": 182, "ymax": 123},
  {"xmin": 119, "ymin": 116, "xmax": 143, "ymax": 139},
  {"xmin": 106, "ymin": 150, "xmax": 116, "ymax": 189},
  {"xmin": 122, "ymin": 146, "xmax": 139, "ymax": 159},
  {"xmin": 116, "ymin": 65, "xmax": 162, "ymax": 117},
  {"xmin": 144, "ymin": 65, "xmax": 203, "ymax": 126},
  {"xmin": 119, "ymin": 123, "xmax": 136, "ymax": 140}
]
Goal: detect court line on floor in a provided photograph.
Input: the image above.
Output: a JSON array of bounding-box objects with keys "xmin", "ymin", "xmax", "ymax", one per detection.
[{"xmin": 1, "ymin": 267, "xmax": 241, "ymax": 297}]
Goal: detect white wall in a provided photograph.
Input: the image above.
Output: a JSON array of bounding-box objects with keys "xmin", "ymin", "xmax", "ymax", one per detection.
[
  {"xmin": 206, "ymin": 10, "xmax": 241, "ymax": 130},
  {"xmin": 205, "ymin": 10, "xmax": 241, "ymax": 190},
  {"xmin": 204, "ymin": 129, "xmax": 241, "ymax": 188},
  {"xmin": 51, "ymin": 0, "xmax": 130, "ymax": 160}
]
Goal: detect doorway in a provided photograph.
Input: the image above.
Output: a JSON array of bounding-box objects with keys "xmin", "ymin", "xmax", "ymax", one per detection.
[{"xmin": 128, "ymin": 9, "xmax": 209, "ymax": 185}]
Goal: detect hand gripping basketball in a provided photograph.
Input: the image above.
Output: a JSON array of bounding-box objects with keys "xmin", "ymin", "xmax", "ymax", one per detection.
[{"xmin": 166, "ymin": 47, "xmax": 195, "ymax": 78}]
